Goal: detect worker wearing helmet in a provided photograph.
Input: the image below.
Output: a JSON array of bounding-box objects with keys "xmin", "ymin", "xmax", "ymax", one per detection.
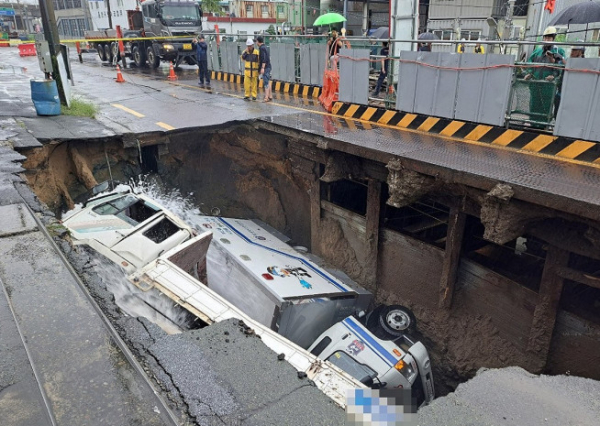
[
  {"xmin": 523, "ymin": 26, "xmax": 565, "ymax": 127},
  {"xmin": 570, "ymin": 41, "xmax": 585, "ymax": 58},
  {"xmin": 241, "ymin": 38, "xmax": 259, "ymax": 100}
]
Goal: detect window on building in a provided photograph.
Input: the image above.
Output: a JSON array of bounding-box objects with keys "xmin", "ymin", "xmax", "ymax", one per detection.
[
  {"xmin": 246, "ymin": 5, "xmax": 253, "ymax": 18},
  {"xmin": 277, "ymin": 5, "xmax": 285, "ymax": 19},
  {"xmin": 261, "ymin": 5, "xmax": 269, "ymax": 18},
  {"xmin": 433, "ymin": 29, "xmax": 454, "ymax": 41},
  {"xmin": 321, "ymin": 178, "xmax": 368, "ymax": 216},
  {"xmin": 460, "ymin": 30, "xmax": 481, "ymax": 41}
]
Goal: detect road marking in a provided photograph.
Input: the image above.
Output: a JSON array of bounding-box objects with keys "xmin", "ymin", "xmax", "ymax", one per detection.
[
  {"xmin": 522, "ymin": 135, "xmax": 556, "ymax": 152},
  {"xmin": 417, "ymin": 117, "xmax": 440, "ymax": 132},
  {"xmin": 556, "ymin": 140, "xmax": 595, "ymax": 159},
  {"xmin": 156, "ymin": 122, "xmax": 175, "ymax": 130},
  {"xmin": 440, "ymin": 121, "xmax": 465, "ymax": 136},
  {"xmin": 111, "ymin": 103, "xmax": 145, "ymax": 118},
  {"xmin": 492, "ymin": 129, "xmax": 523, "ymax": 146},
  {"xmin": 465, "ymin": 125, "xmax": 492, "ymax": 141}
]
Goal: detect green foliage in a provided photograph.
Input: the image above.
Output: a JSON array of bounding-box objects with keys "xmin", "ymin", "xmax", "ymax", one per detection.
[
  {"xmin": 266, "ymin": 25, "xmax": 276, "ymax": 35},
  {"xmin": 61, "ymin": 97, "xmax": 98, "ymax": 118},
  {"xmin": 200, "ymin": 0, "xmax": 221, "ymax": 14}
]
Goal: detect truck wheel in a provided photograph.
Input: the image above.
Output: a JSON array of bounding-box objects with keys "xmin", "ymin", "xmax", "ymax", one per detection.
[
  {"xmin": 132, "ymin": 46, "xmax": 146, "ymax": 67},
  {"xmin": 97, "ymin": 44, "xmax": 107, "ymax": 61},
  {"xmin": 378, "ymin": 305, "xmax": 415, "ymax": 337},
  {"xmin": 105, "ymin": 44, "xmax": 114, "ymax": 64},
  {"xmin": 147, "ymin": 46, "xmax": 160, "ymax": 69}
]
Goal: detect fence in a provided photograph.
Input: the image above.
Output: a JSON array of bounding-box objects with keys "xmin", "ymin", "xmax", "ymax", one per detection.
[{"xmin": 199, "ymin": 35, "xmax": 599, "ymax": 138}]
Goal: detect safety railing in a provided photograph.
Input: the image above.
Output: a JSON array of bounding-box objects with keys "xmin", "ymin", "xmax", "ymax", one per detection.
[{"xmin": 508, "ymin": 63, "xmax": 564, "ymax": 129}]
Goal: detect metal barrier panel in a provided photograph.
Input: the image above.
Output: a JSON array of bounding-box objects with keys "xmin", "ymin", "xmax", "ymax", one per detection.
[
  {"xmin": 412, "ymin": 52, "xmax": 460, "ymax": 118},
  {"xmin": 222, "ymin": 42, "xmax": 242, "ymax": 74},
  {"xmin": 554, "ymin": 58, "xmax": 600, "ymax": 140},
  {"xmin": 208, "ymin": 40, "xmax": 220, "ymax": 72},
  {"xmin": 396, "ymin": 51, "xmax": 422, "ymax": 113},
  {"xmin": 270, "ymin": 43, "xmax": 295, "ymax": 83},
  {"xmin": 338, "ymin": 48, "xmax": 369, "ymax": 105},
  {"xmin": 310, "ymin": 44, "xmax": 326, "ymax": 86},
  {"xmin": 221, "ymin": 41, "xmax": 233, "ymax": 73},
  {"xmin": 300, "ymin": 44, "xmax": 326, "ymax": 86},
  {"xmin": 455, "ymin": 54, "xmax": 514, "ymax": 126}
]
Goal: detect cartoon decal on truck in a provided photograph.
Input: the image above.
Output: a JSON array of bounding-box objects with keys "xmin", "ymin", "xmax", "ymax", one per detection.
[{"xmin": 266, "ymin": 266, "xmax": 313, "ymax": 289}]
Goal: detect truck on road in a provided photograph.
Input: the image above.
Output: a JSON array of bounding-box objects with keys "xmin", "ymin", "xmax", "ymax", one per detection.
[
  {"xmin": 85, "ymin": 0, "xmax": 202, "ymax": 68},
  {"xmin": 62, "ymin": 187, "xmax": 435, "ymax": 407}
]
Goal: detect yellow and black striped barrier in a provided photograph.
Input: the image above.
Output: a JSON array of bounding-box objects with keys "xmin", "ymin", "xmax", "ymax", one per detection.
[
  {"xmin": 331, "ymin": 102, "xmax": 600, "ymax": 165},
  {"xmin": 210, "ymin": 71, "xmax": 321, "ymax": 98}
]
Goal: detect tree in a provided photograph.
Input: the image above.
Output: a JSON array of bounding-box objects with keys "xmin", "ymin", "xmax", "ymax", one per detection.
[{"xmin": 200, "ymin": 0, "xmax": 221, "ymax": 14}]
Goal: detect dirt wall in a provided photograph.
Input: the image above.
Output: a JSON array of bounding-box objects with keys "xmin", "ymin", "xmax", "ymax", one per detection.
[
  {"xmin": 20, "ymin": 140, "xmax": 139, "ymax": 213},
  {"xmin": 160, "ymin": 126, "xmax": 313, "ymax": 248}
]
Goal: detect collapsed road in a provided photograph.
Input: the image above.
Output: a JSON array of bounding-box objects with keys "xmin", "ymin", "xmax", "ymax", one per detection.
[{"xmin": 1, "ymin": 41, "xmax": 600, "ymax": 426}]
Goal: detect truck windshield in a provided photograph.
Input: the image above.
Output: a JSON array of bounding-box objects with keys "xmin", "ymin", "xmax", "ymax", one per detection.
[
  {"xmin": 162, "ymin": 5, "xmax": 200, "ymax": 20},
  {"xmin": 327, "ymin": 351, "xmax": 377, "ymax": 385},
  {"xmin": 92, "ymin": 195, "xmax": 160, "ymax": 226}
]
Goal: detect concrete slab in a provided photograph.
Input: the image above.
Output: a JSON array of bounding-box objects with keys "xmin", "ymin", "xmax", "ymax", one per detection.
[
  {"xmin": 20, "ymin": 115, "xmax": 116, "ymax": 141},
  {"xmin": 0, "ymin": 229, "xmax": 174, "ymax": 426},
  {"xmin": 0, "ymin": 204, "xmax": 37, "ymax": 235},
  {"xmin": 149, "ymin": 319, "xmax": 345, "ymax": 426},
  {"xmin": 417, "ymin": 367, "xmax": 600, "ymax": 426},
  {"xmin": 0, "ymin": 282, "xmax": 53, "ymax": 426}
]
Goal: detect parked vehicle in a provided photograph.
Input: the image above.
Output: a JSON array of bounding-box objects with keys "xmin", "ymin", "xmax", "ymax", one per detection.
[
  {"xmin": 85, "ymin": 0, "xmax": 202, "ymax": 68},
  {"xmin": 62, "ymin": 187, "xmax": 435, "ymax": 407}
]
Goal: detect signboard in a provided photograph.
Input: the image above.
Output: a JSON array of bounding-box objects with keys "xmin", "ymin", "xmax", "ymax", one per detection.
[{"xmin": 0, "ymin": 8, "xmax": 15, "ymax": 16}]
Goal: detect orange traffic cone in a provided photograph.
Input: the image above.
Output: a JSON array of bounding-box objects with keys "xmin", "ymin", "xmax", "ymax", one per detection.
[
  {"xmin": 115, "ymin": 64, "xmax": 126, "ymax": 83},
  {"xmin": 167, "ymin": 62, "xmax": 178, "ymax": 81},
  {"xmin": 167, "ymin": 62, "xmax": 177, "ymax": 81}
]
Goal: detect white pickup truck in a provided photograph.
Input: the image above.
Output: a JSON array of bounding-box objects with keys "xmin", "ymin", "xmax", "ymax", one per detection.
[{"xmin": 62, "ymin": 187, "xmax": 435, "ymax": 407}]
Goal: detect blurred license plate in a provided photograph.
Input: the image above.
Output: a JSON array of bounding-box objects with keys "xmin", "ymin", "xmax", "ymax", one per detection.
[{"xmin": 183, "ymin": 43, "xmax": 192, "ymax": 50}]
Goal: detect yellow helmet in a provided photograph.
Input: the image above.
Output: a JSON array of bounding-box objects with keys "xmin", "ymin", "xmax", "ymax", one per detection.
[{"xmin": 543, "ymin": 26, "xmax": 557, "ymax": 36}]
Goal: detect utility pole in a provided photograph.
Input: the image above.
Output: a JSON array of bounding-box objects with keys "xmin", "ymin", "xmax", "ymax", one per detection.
[
  {"xmin": 37, "ymin": 0, "xmax": 66, "ymax": 104},
  {"xmin": 503, "ymin": 0, "xmax": 516, "ymax": 41}
]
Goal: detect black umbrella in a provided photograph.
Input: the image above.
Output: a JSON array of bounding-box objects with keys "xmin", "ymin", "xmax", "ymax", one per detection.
[
  {"xmin": 371, "ymin": 27, "xmax": 389, "ymax": 39},
  {"xmin": 418, "ymin": 32, "xmax": 440, "ymax": 41},
  {"xmin": 549, "ymin": 1, "xmax": 600, "ymax": 25}
]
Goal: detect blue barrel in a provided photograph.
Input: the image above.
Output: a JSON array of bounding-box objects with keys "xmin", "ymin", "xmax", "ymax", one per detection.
[{"xmin": 30, "ymin": 79, "xmax": 61, "ymax": 116}]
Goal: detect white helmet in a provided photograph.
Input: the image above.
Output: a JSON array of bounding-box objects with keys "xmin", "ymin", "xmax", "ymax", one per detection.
[
  {"xmin": 246, "ymin": 38, "xmax": 254, "ymax": 46},
  {"xmin": 543, "ymin": 26, "xmax": 557, "ymax": 36}
]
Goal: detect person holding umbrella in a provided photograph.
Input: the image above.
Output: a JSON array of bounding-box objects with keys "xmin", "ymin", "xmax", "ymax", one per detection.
[{"xmin": 417, "ymin": 32, "xmax": 438, "ymax": 52}]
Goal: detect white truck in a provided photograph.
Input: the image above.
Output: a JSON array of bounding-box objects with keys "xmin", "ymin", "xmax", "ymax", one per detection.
[{"xmin": 62, "ymin": 187, "xmax": 435, "ymax": 407}]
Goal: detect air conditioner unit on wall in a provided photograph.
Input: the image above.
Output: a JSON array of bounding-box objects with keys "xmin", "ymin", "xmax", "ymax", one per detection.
[{"xmin": 511, "ymin": 25, "xmax": 523, "ymax": 40}]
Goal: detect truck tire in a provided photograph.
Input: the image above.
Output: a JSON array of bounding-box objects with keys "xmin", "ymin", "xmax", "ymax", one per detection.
[
  {"xmin": 97, "ymin": 43, "xmax": 107, "ymax": 61},
  {"xmin": 132, "ymin": 45, "xmax": 146, "ymax": 68},
  {"xmin": 105, "ymin": 44, "xmax": 113, "ymax": 64},
  {"xmin": 147, "ymin": 46, "xmax": 160, "ymax": 69},
  {"xmin": 378, "ymin": 305, "xmax": 415, "ymax": 337}
]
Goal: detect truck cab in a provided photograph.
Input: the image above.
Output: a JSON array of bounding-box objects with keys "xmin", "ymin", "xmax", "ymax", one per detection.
[
  {"xmin": 141, "ymin": 0, "xmax": 202, "ymax": 37},
  {"xmin": 309, "ymin": 316, "xmax": 435, "ymax": 407}
]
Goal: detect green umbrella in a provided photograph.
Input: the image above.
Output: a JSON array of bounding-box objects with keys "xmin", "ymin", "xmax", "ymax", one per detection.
[{"xmin": 313, "ymin": 12, "xmax": 347, "ymax": 26}]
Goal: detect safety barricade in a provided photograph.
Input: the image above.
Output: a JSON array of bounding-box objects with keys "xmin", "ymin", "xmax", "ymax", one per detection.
[
  {"xmin": 18, "ymin": 43, "xmax": 36, "ymax": 57},
  {"xmin": 319, "ymin": 69, "xmax": 339, "ymax": 112}
]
